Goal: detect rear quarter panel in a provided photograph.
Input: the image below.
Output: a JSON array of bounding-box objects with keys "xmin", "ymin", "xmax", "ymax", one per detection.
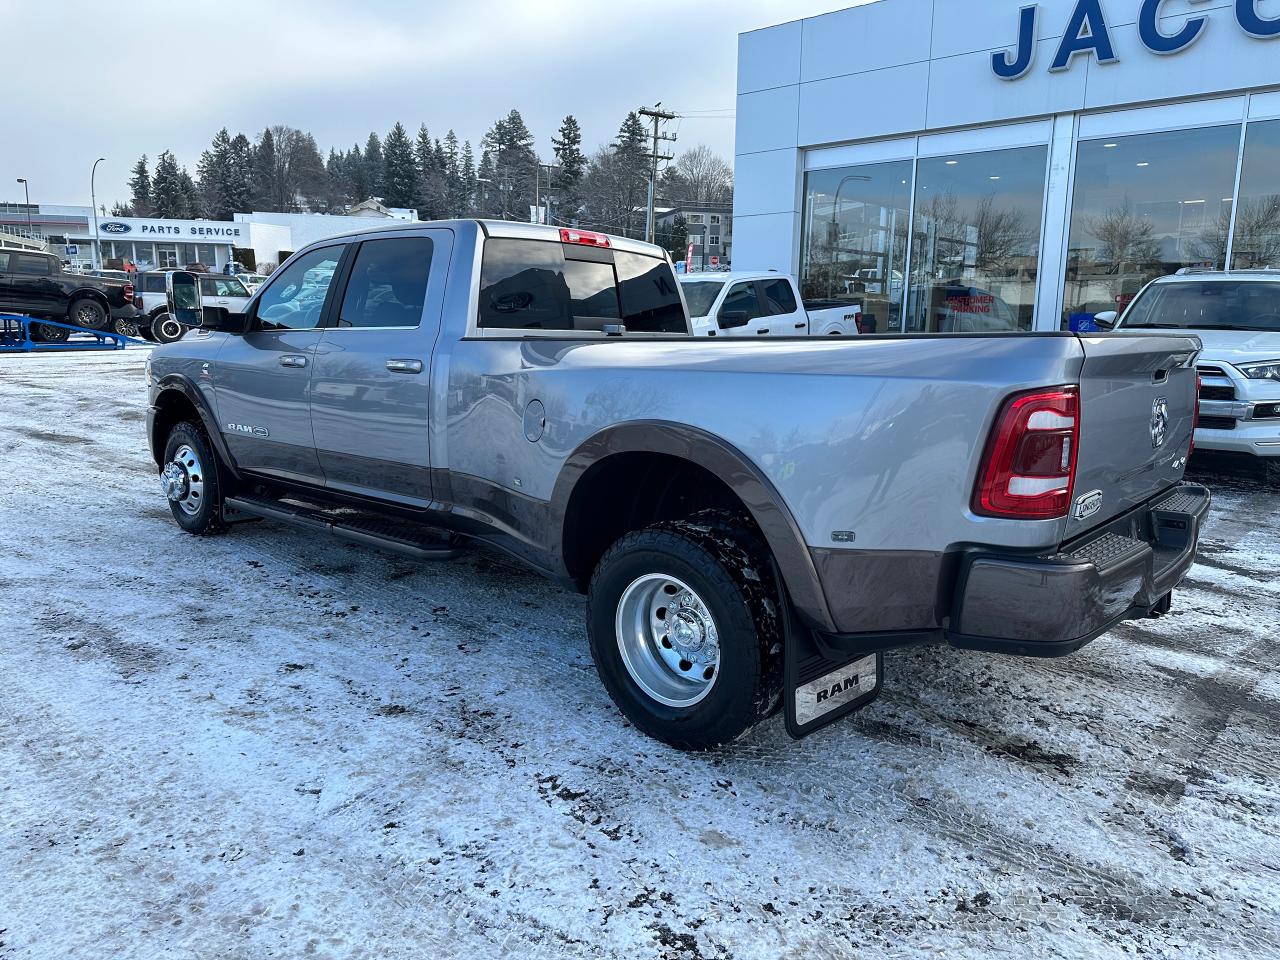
[{"xmin": 438, "ymin": 334, "xmax": 1089, "ymax": 558}]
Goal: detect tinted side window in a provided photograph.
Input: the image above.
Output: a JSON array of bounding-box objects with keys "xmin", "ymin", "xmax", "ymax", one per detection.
[
  {"xmin": 614, "ymin": 252, "xmax": 685, "ymax": 333},
  {"xmin": 336, "ymin": 237, "xmax": 433, "ymax": 329},
  {"xmin": 0, "ymin": 252, "xmax": 10, "ymax": 272},
  {"xmin": 761, "ymin": 278, "xmax": 798, "ymax": 316},
  {"xmin": 141, "ymin": 274, "xmax": 166, "ymax": 294},
  {"xmin": 255, "ymin": 247, "xmax": 343, "ymax": 331},
  {"xmin": 14, "ymin": 254, "xmax": 52, "ymax": 276},
  {"xmin": 720, "ymin": 282, "xmax": 766, "ymax": 322},
  {"xmin": 198, "ymin": 276, "xmax": 217, "ymax": 296}
]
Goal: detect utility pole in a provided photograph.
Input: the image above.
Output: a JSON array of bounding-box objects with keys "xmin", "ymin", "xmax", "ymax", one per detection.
[{"xmin": 638, "ymin": 105, "xmax": 677, "ymax": 244}]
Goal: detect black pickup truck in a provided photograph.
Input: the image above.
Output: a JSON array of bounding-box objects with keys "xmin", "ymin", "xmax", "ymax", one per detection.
[{"xmin": 0, "ymin": 249, "xmax": 139, "ymax": 340}]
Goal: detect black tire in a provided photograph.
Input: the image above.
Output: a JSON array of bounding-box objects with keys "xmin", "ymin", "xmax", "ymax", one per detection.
[
  {"xmin": 31, "ymin": 322, "xmax": 70, "ymax": 343},
  {"xmin": 151, "ymin": 312, "xmax": 187, "ymax": 344},
  {"xmin": 67, "ymin": 297, "xmax": 108, "ymax": 331},
  {"xmin": 112, "ymin": 316, "xmax": 144, "ymax": 338},
  {"xmin": 161, "ymin": 421, "xmax": 229, "ymax": 535},
  {"xmin": 1266, "ymin": 460, "xmax": 1280, "ymax": 486},
  {"xmin": 587, "ymin": 512, "xmax": 784, "ymax": 751}
]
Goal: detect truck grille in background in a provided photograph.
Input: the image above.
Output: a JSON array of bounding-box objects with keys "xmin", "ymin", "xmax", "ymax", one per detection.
[
  {"xmin": 1197, "ymin": 416, "xmax": 1237, "ymax": 431},
  {"xmin": 1197, "ymin": 366, "xmax": 1236, "ymax": 402}
]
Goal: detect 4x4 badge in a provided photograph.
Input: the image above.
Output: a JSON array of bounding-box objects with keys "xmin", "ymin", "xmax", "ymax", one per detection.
[{"xmin": 1150, "ymin": 397, "xmax": 1170, "ymax": 449}]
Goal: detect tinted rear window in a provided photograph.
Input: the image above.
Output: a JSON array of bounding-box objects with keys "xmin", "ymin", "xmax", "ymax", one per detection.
[
  {"xmin": 478, "ymin": 239, "xmax": 685, "ymax": 334},
  {"xmin": 141, "ymin": 274, "xmax": 166, "ymax": 293}
]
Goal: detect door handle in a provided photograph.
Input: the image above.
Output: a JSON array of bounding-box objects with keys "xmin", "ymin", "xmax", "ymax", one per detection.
[
  {"xmin": 386, "ymin": 358, "xmax": 424, "ymax": 374},
  {"xmin": 795, "ymin": 321, "xmax": 806, "ymax": 329},
  {"xmin": 756, "ymin": 329, "xmax": 770, "ymax": 335},
  {"xmin": 278, "ymin": 354, "xmax": 307, "ymax": 368}
]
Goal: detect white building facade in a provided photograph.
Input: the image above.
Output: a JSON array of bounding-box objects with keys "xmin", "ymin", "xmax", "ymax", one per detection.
[{"xmin": 733, "ymin": 0, "xmax": 1280, "ymax": 334}]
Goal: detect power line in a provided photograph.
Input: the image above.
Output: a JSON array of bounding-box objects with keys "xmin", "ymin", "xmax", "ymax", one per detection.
[{"xmin": 639, "ymin": 105, "xmax": 678, "ymax": 244}]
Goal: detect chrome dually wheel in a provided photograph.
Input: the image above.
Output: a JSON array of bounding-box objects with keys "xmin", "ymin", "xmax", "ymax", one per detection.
[
  {"xmin": 162, "ymin": 443, "xmax": 205, "ymax": 516},
  {"xmin": 616, "ymin": 573, "xmax": 721, "ymax": 708}
]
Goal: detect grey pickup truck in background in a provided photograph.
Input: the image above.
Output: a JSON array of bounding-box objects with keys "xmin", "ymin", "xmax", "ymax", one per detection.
[{"xmin": 145, "ymin": 220, "xmax": 1210, "ymax": 750}]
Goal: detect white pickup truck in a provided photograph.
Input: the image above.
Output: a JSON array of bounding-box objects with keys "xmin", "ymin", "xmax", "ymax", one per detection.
[{"xmin": 679, "ymin": 272, "xmax": 862, "ymax": 337}]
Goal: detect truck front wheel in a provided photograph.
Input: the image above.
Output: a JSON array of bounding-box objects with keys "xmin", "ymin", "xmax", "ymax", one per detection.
[
  {"xmin": 161, "ymin": 422, "xmax": 228, "ymax": 536},
  {"xmin": 587, "ymin": 515, "xmax": 784, "ymax": 750}
]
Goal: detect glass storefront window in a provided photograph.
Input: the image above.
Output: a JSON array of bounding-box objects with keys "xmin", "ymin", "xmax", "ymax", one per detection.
[
  {"xmin": 1063, "ymin": 125, "xmax": 1240, "ymax": 326},
  {"xmin": 156, "ymin": 244, "xmax": 179, "ymax": 268},
  {"xmin": 1233, "ymin": 119, "xmax": 1280, "ymax": 270},
  {"xmin": 906, "ymin": 145, "xmax": 1047, "ymax": 333},
  {"xmin": 801, "ymin": 160, "xmax": 912, "ymax": 335},
  {"xmin": 196, "ymin": 243, "xmax": 217, "ymax": 266}
]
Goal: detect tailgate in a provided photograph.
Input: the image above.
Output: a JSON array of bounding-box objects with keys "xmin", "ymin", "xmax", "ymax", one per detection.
[{"xmin": 1067, "ymin": 334, "xmax": 1201, "ymax": 538}]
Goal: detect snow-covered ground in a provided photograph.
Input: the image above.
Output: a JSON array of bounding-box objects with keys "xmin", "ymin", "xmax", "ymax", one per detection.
[{"xmin": 1, "ymin": 350, "xmax": 1278, "ymax": 960}]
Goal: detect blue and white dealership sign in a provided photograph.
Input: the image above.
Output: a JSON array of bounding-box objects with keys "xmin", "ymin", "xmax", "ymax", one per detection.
[
  {"xmin": 96, "ymin": 217, "xmax": 245, "ymax": 240},
  {"xmin": 994, "ymin": 0, "xmax": 1280, "ymax": 80}
]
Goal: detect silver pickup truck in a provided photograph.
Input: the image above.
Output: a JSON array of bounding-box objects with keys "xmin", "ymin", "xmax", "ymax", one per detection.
[{"xmin": 146, "ymin": 220, "xmax": 1210, "ymax": 750}]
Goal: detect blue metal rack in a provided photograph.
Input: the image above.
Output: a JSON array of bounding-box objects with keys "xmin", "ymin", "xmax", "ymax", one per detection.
[{"xmin": 0, "ymin": 314, "xmax": 146, "ymax": 353}]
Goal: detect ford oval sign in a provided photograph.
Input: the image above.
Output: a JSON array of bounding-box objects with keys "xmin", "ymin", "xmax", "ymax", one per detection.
[{"xmin": 100, "ymin": 221, "xmax": 131, "ymax": 234}]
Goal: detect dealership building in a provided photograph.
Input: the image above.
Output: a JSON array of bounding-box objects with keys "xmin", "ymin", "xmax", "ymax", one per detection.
[
  {"xmin": 0, "ymin": 204, "xmax": 417, "ymax": 273},
  {"xmin": 733, "ymin": 0, "xmax": 1280, "ymax": 334}
]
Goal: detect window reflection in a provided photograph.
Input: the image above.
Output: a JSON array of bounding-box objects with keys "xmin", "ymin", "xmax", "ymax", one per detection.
[
  {"xmin": 1063, "ymin": 125, "xmax": 1240, "ymax": 327},
  {"xmin": 906, "ymin": 146, "xmax": 1046, "ymax": 333},
  {"xmin": 1233, "ymin": 119, "xmax": 1280, "ymax": 270},
  {"xmin": 802, "ymin": 160, "xmax": 911, "ymax": 334}
]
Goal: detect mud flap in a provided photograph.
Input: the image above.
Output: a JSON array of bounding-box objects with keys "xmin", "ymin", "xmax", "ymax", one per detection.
[{"xmin": 783, "ymin": 603, "xmax": 884, "ymax": 740}]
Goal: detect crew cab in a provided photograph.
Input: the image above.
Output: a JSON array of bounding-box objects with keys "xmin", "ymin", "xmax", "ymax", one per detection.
[
  {"xmin": 134, "ymin": 271, "xmax": 253, "ymax": 343},
  {"xmin": 1098, "ymin": 269, "xmax": 1280, "ymax": 477},
  {"xmin": 0, "ymin": 249, "xmax": 138, "ymax": 340},
  {"xmin": 679, "ymin": 271, "xmax": 862, "ymax": 336},
  {"xmin": 145, "ymin": 220, "xmax": 1209, "ymax": 750}
]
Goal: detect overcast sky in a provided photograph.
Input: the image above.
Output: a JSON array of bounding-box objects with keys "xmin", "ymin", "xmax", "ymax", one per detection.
[{"xmin": 1, "ymin": 0, "xmax": 864, "ymax": 212}]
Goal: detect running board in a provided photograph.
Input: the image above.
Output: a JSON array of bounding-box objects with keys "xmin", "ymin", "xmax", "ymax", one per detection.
[{"xmin": 223, "ymin": 496, "xmax": 464, "ymax": 560}]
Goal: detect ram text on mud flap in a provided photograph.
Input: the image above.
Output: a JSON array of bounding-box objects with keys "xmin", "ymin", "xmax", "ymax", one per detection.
[{"xmin": 795, "ymin": 654, "xmax": 879, "ymax": 726}]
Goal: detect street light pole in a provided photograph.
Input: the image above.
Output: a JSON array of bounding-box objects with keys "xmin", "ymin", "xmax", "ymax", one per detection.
[
  {"xmin": 91, "ymin": 158, "xmax": 106, "ymax": 269},
  {"xmin": 15, "ymin": 178, "xmax": 33, "ymax": 236}
]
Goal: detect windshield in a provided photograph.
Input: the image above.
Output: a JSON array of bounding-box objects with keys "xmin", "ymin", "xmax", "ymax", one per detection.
[
  {"xmin": 1122, "ymin": 280, "xmax": 1280, "ymax": 332},
  {"xmin": 680, "ymin": 280, "xmax": 725, "ymax": 318}
]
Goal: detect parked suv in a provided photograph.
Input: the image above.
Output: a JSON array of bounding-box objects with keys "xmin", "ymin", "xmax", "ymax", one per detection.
[
  {"xmin": 0, "ymin": 249, "xmax": 138, "ymax": 340},
  {"xmin": 135, "ymin": 271, "xmax": 253, "ymax": 343},
  {"xmin": 1101, "ymin": 269, "xmax": 1280, "ymax": 477}
]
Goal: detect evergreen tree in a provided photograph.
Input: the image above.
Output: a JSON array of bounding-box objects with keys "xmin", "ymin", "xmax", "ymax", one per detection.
[
  {"xmin": 109, "ymin": 201, "xmax": 133, "ymax": 217},
  {"xmin": 345, "ymin": 144, "xmax": 368, "ymax": 205},
  {"xmin": 481, "ymin": 109, "xmax": 538, "ymax": 221},
  {"xmin": 476, "ymin": 148, "xmax": 497, "ymax": 218},
  {"xmin": 364, "ymin": 132, "xmax": 384, "ymax": 198},
  {"xmin": 612, "ymin": 112, "xmax": 650, "ymax": 238},
  {"xmin": 414, "ymin": 124, "xmax": 446, "ymax": 220},
  {"xmin": 440, "ymin": 130, "xmax": 462, "ymax": 217},
  {"xmin": 128, "ymin": 156, "xmax": 152, "ymax": 217},
  {"xmin": 150, "ymin": 151, "xmax": 186, "ymax": 219},
  {"xmin": 459, "ymin": 140, "xmax": 477, "ymax": 217},
  {"xmin": 551, "ymin": 115, "xmax": 586, "ymax": 224},
  {"xmin": 381, "ymin": 122, "xmax": 418, "ymax": 209},
  {"xmin": 197, "ymin": 128, "xmax": 235, "ymax": 220},
  {"xmin": 226, "ymin": 133, "xmax": 254, "ymax": 214},
  {"xmin": 179, "ymin": 168, "xmax": 201, "ymax": 220},
  {"xmin": 252, "ymin": 128, "xmax": 277, "ymax": 210}
]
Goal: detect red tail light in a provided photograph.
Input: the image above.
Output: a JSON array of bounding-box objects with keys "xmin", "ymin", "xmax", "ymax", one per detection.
[
  {"xmin": 560, "ymin": 228, "xmax": 610, "ymax": 248},
  {"xmin": 1190, "ymin": 375, "xmax": 1201, "ymax": 457},
  {"xmin": 973, "ymin": 386, "xmax": 1080, "ymax": 520},
  {"xmin": 123, "ymin": 281, "xmax": 135, "ymax": 300}
]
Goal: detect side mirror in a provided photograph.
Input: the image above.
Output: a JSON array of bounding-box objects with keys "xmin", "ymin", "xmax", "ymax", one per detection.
[
  {"xmin": 166, "ymin": 271, "xmax": 203, "ymax": 327},
  {"xmin": 719, "ymin": 309, "xmax": 750, "ymax": 330},
  {"xmin": 1093, "ymin": 310, "xmax": 1118, "ymax": 331}
]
